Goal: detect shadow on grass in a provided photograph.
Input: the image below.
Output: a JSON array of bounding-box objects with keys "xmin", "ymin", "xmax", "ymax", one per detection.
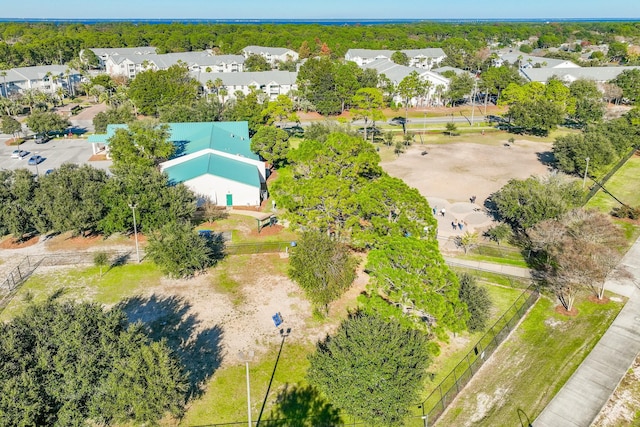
[
  {"xmin": 262, "ymin": 383, "xmax": 343, "ymax": 427},
  {"xmin": 116, "ymin": 294, "xmax": 223, "ymax": 400}
]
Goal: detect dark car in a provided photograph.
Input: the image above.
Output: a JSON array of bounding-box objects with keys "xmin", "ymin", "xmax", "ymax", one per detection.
[
  {"xmin": 28, "ymin": 155, "xmax": 44, "ymax": 165},
  {"xmin": 34, "ymin": 134, "xmax": 51, "ymax": 144},
  {"xmin": 389, "ymin": 117, "xmax": 407, "ymax": 125}
]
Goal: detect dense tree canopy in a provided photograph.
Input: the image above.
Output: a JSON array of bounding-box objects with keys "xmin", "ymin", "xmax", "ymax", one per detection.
[
  {"xmin": 307, "ymin": 312, "xmax": 432, "ymax": 426},
  {"xmin": 108, "ymin": 120, "xmax": 174, "ymax": 168},
  {"xmin": 363, "ymin": 236, "xmax": 468, "ymax": 336},
  {"xmin": 492, "ymin": 175, "xmax": 583, "ymax": 232},
  {"xmin": 146, "ymin": 221, "xmax": 223, "ymax": 278},
  {"xmin": 25, "ymin": 111, "xmax": 70, "ymax": 135},
  {"xmin": 250, "ymin": 125, "xmax": 290, "ymax": 168},
  {"xmin": 128, "ymin": 64, "xmax": 199, "ymax": 116},
  {"xmin": 0, "ymin": 299, "xmax": 187, "ymax": 426},
  {"xmin": 289, "ymin": 231, "xmax": 357, "ymax": 314}
]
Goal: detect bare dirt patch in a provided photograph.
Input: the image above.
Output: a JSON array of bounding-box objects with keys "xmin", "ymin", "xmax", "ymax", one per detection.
[
  {"xmin": 381, "ymin": 140, "xmax": 552, "ymax": 204},
  {"xmin": 88, "ymin": 154, "xmax": 108, "ymax": 161}
]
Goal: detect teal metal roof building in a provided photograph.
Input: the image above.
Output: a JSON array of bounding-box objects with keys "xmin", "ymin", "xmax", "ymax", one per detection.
[{"xmin": 90, "ymin": 121, "xmax": 265, "ymax": 206}]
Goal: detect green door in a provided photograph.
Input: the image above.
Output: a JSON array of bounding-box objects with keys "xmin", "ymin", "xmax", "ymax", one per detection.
[{"xmin": 226, "ymin": 193, "xmax": 233, "ymax": 206}]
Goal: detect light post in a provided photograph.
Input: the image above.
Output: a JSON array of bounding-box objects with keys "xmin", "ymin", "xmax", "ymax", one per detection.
[
  {"xmin": 470, "ymin": 76, "xmax": 479, "ymax": 126},
  {"xmin": 238, "ymin": 350, "xmax": 254, "ymax": 427},
  {"xmin": 582, "ymin": 157, "xmax": 590, "ymax": 189},
  {"xmin": 129, "ymin": 203, "xmax": 140, "ymax": 263}
]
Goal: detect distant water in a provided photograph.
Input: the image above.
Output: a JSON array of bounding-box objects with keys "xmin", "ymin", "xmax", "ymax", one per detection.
[{"xmin": 0, "ymin": 18, "xmax": 639, "ymax": 25}]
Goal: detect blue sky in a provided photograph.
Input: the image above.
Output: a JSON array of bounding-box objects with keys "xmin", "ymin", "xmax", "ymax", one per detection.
[{"xmin": 3, "ymin": 0, "xmax": 638, "ymax": 20}]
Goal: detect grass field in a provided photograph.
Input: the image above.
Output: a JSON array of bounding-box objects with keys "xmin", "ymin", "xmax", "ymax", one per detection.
[
  {"xmin": 435, "ymin": 293, "xmax": 624, "ymax": 426},
  {"xmin": 0, "ymin": 262, "xmax": 163, "ymax": 321},
  {"xmin": 587, "ymin": 155, "xmax": 640, "ymax": 214}
]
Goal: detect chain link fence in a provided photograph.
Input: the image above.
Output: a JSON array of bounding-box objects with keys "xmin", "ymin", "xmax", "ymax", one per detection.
[
  {"xmin": 585, "ymin": 147, "xmax": 637, "ymax": 203},
  {"xmin": 417, "ymin": 286, "xmax": 539, "ymax": 425}
]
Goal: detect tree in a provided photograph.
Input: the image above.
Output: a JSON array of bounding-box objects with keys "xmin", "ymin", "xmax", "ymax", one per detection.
[
  {"xmin": 307, "ymin": 312, "xmax": 432, "ymax": 426},
  {"xmin": 553, "ymin": 132, "xmax": 616, "ymax": 176},
  {"xmin": 445, "ymin": 122, "xmax": 457, "ymax": 136},
  {"xmin": 146, "ymin": 221, "xmax": 222, "ymax": 278},
  {"xmin": 25, "ymin": 111, "xmax": 70, "ymax": 136},
  {"xmin": 390, "ymin": 51, "xmax": 409, "ymax": 66},
  {"xmin": 350, "ymin": 87, "xmax": 384, "ymax": 141},
  {"xmin": 93, "ymin": 104, "xmax": 136, "ymax": 133},
  {"xmin": 0, "ymin": 300, "xmax": 187, "ymax": 426},
  {"xmin": 445, "ymin": 73, "xmax": 474, "ymax": 106},
  {"xmin": 250, "ymin": 125, "xmax": 290, "ymax": 168},
  {"xmin": 93, "ymin": 251, "xmax": 109, "ymax": 277},
  {"xmin": 333, "ymin": 61, "xmax": 361, "ymax": 113},
  {"xmin": 0, "ymin": 115, "xmax": 21, "ymax": 139},
  {"xmin": 222, "ymin": 90, "xmax": 266, "ymax": 135},
  {"xmin": 288, "ymin": 231, "xmax": 357, "ymax": 314},
  {"xmin": 492, "ymin": 174, "xmax": 583, "ymax": 232},
  {"xmin": 273, "ymin": 133, "xmax": 382, "ymax": 237},
  {"xmin": 507, "ymin": 98, "xmax": 564, "ymax": 135},
  {"xmin": 363, "ymin": 236, "xmax": 468, "ymax": 335},
  {"xmin": 99, "ymin": 166, "xmax": 196, "ymax": 235},
  {"xmin": 569, "ymin": 79, "xmax": 605, "ymax": 125},
  {"xmin": 456, "ymin": 231, "xmax": 479, "ymax": 254},
  {"xmin": 244, "ymin": 53, "xmax": 271, "ymax": 71},
  {"xmin": 108, "ymin": 120, "xmax": 174, "ymax": 168},
  {"xmin": 397, "ymin": 71, "xmax": 424, "ymax": 121},
  {"xmin": 34, "ymin": 164, "xmax": 108, "ymax": 236},
  {"xmin": 297, "ymin": 57, "xmax": 341, "ymax": 115},
  {"xmin": 479, "ymin": 65, "xmax": 523, "ymax": 102},
  {"xmin": 611, "ymin": 68, "xmax": 640, "ymax": 103},
  {"xmin": 128, "ymin": 63, "xmax": 199, "ymax": 116},
  {"xmin": 457, "ymin": 273, "xmax": 491, "ymax": 332},
  {"xmin": 262, "ymin": 94, "xmax": 297, "ymax": 127},
  {"xmin": 529, "ymin": 209, "xmax": 625, "ymax": 309}
]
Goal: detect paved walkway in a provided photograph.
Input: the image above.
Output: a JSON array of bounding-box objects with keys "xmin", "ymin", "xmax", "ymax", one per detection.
[
  {"xmin": 534, "ymin": 237, "xmax": 640, "ymax": 427},
  {"xmin": 443, "ymin": 256, "xmax": 531, "ymax": 279}
]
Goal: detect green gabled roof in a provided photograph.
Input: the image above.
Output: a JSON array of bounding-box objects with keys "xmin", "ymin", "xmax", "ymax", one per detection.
[
  {"xmin": 89, "ymin": 122, "xmax": 258, "ymax": 161},
  {"xmin": 164, "ymin": 153, "xmax": 261, "ymax": 188}
]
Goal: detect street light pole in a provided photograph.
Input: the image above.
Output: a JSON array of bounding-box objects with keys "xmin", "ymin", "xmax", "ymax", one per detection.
[
  {"xmin": 129, "ymin": 203, "xmax": 140, "ymax": 263},
  {"xmin": 470, "ymin": 76, "xmax": 478, "ymax": 126},
  {"xmin": 239, "ymin": 350, "xmax": 254, "ymax": 427},
  {"xmin": 582, "ymin": 157, "xmax": 590, "ymax": 189}
]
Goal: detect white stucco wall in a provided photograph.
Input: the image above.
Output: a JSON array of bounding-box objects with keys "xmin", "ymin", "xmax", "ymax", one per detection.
[{"xmin": 185, "ymin": 174, "xmax": 261, "ymax": 207}]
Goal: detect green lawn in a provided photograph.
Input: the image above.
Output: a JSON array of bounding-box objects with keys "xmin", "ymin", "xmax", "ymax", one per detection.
[
  {"xmin": 587, "ymin": 156, "xmax": 640, "ymax": 214},
  {"xmin": 0, "ymin": 262, "xmax": 163, "ymax": 321},
  {"xmin": 435, "ymin": 294, "xmax": 624, "ymax": 426},
  {"xmin": 181, "ymin": 342, "xmax": 332, "ymax": 426}
]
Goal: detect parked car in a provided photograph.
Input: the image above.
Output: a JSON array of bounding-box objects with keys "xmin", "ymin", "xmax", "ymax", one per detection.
[
  {"xmin": 389, "ymin": 117, "xmax": 407, "ymax": 125},
  {"xmin": 11, "ymin": 149, "xmax": 29, "ymax": 159},
  {"xmin": 34, "ymin": 134, "xmax": 51, "ymax": 144},
  {"xmin": 28, "ymin": 155, "xmax": 44, "ymax": 165},
  {"xmin": 45, "ymin": 169, "xmax": 55, "ymax": 175}
]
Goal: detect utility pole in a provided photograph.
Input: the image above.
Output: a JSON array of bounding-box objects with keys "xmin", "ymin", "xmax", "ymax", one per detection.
[
  {"xmin": 129, "ymin": 203, "xmax": 140, "ymax": 263},
  {"xmin": 582, "ymin": 157, "xmax": 590, "ymax": 189},
  {"xmin": 470, "ymin": 75, "xmax": 479, "ymax": 126},
  {"xmin": 239, "ymin": 350, "xmax": 254, "ymax": 427}
]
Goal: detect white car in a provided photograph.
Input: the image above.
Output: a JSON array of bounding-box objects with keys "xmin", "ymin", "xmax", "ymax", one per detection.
[{"xmin": 11, "ymin": 149, "xmax": 29, "ymax": 159}]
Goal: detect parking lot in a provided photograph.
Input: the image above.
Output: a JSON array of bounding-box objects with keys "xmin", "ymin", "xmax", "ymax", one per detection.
[{"xmin": 0, "ymin": 136, "xmax": 112, "ymax": 175}]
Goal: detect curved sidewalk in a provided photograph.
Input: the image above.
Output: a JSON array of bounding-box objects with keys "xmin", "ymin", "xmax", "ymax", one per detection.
[{"xmin": 534, "ymin": 237, "xmax": 640, "ymax": 427}]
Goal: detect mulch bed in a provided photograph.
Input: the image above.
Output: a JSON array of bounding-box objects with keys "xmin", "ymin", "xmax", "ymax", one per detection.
[
  {"xmin": 555, "ymin": 305, "xmax": 579, "ymax": 316},
  {"xmin": 588, "ymin": 294, "xmax": 611, "ymax": 305},
  {"xmin": 0, "ymin": 234, "xmax": 40, "ymax": 249}
]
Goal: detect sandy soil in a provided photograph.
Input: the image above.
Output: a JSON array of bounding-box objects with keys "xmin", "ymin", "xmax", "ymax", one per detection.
[{"xmin": 381, "ymin": 139, "xmax": 552, "ymax": 204}]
